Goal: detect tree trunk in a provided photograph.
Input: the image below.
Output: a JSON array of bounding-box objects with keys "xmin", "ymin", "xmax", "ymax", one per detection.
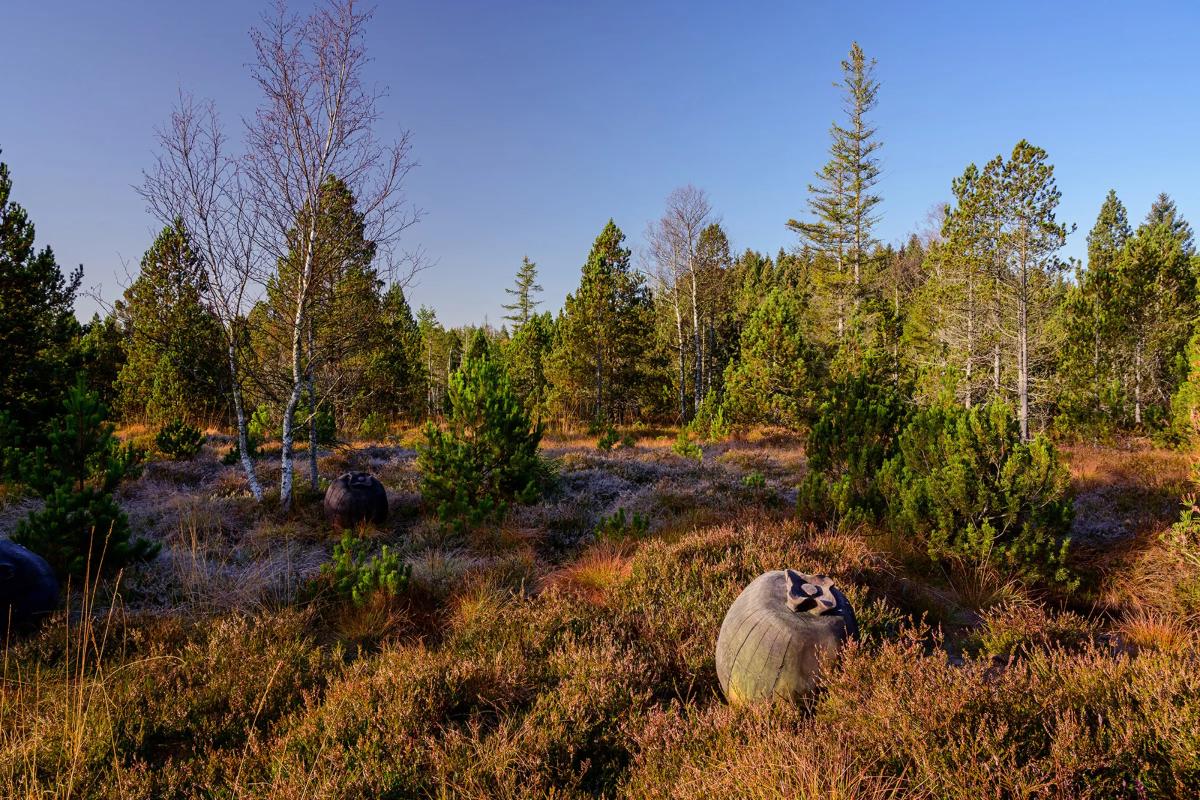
[
  {"xmin": 673, "ymin": 293, "xmax": 686, "ymax": 421},
  {"xmin": 307, "ymin": 318, "xmax": 318, "ymax": 492},
  {"xmin": 1134, "ymin": 338, "xmax": 1143, "ymax": 426},
  {"xmin": 228, "ymin": 341, "xmax": 263, "ymax": 502},
  {"xmin": 281, "ymin": 222, "xmax": 318, "ymax": 512},
  {"xmin": 690, "ymin": 268, "xmax": 702, "ymax": 415}
]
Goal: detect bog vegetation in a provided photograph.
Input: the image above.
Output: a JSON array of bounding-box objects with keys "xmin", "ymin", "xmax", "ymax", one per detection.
[{"xmin": 3, "ymin": 2, "xmax": 1200, "ymax": 797}]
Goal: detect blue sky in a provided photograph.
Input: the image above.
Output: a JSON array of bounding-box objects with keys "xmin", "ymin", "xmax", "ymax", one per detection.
[{"xmin": 2, "ymin": 1, "xmax": 1198, "ymax": 326}]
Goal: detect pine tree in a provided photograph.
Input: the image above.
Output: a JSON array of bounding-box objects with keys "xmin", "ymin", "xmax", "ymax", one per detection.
[
  {"xmin": 548, "ymin": 220, "xmax": 655, "ymax": 423},
  {"xmin": 417, "ymin": 355, "xmax": 546, "ymax": 532},
  {"xmin": 721, "ymin": 286, "xmax": 825, "ymax": 429},
  {"xmin": 366, "ymin": 284, "xmax": 425, "ymax": 420},
  {"xmin": 77, "ymin": 313, "xmax": 126, "ymax": 410},
  {"xmin": 1055, "ymin": 191, "xmax": 1131, "ymax": 434},
  {"xmin": 788, "ymin": 42, "xmax": 882, "ymax": 342},
  {"xmin": 1002, "ymin": 140, "xmax": 1071, "ymax": 440},
  {"xmin": 1146, "ymin": 193, "xmax": 1195, "ymax": 256},
  {"xmin": 502, "ymin": 257, "xmax": 543, "ymax": 329},
  {"xmin": 0, "ymin": 156, "xmax": 82, "ymax": 434},
  {"xmin": 1114, "ymin": 218, "xmax": 1195, "ymax": 426},
  {"xmin": 504, "ymin": 311, "xmax": 553, "ymax": 416},
  {"xmin": 116, "ymin": 219, "xmax": 227, "ymax": 425},
  {"xmin": 13, "ymin": 379, "xmax": 158, "ymax": 579}
]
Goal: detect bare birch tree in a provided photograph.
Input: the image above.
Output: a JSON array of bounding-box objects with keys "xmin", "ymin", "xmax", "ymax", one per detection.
[
  {"xmin": 646, "ymin": 185, "xmax": 712, "ymax": 420},
  {"xmin": 244, "ymin": 0, "xmax": 418, "ymax": 511},
  {"xmin": 140, "ymin": 94, "xmax": 265, "ymax": 501}
]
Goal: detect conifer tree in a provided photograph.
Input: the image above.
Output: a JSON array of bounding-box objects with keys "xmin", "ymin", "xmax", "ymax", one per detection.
[
  {"xmin": 1114, "ymin": 219, "xmax": 1195, "ymax": 426},
  {"xmin": 502, "ymin": 257, "xmax": 543, "ymax": 329},
  {"xmin": 721, "ymin": 286, "xmax": 825, "ymax": 429},
  {"xmin": 0, "ymin": 156, "xmax": 82, "ymax": 434},
  {"xmin": 13, "ymin": 379, "xmax": 158, "ymax": 579},
  {"xmin": 417, "ymin": 352, "xmax": 546, "ymax": 532},
  {"xmin": 1145, "ymin": 193, "xmax": 1195, "ymax": 256},
  {"xmin": 789, "ymin": 42, "xmax": 882, "ymax": 342},
  {"xmin": 366, "ymin": 284, "xmax": 425, "ymax": 419},
  {"xmin": 505, "ymin": 311, "xmax": 553, "ymax": 416},
  {"xmin": 116, "ymin": 219, "xmax": 227, "ymax": 425},
  {"xmin": 548, "ymin": 220, "xmax": 654, "ymax": 423},
  {"xmin": 1056, "ymin": 191, "xmax": 1131, "ymax": 433}
]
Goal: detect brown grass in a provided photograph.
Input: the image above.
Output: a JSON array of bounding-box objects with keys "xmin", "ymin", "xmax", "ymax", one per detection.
[{"xmin": 3, "ymin": 438, "xmax": 1200, "ymax": 797}]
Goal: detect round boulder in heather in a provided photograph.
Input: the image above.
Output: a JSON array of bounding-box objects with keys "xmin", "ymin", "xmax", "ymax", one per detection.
[
  {"xmin": 0, "ymin": 540, "xmax": 60, "ymax": 638},
  {"xmin": 716, "ymin": 569, "xmax": 857, "ymax": 705},
  {"xmin": 323, "ymin": 471, "xmax": 388, "ymax": 530}
]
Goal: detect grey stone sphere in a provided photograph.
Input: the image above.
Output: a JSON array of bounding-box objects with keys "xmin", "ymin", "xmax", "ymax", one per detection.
[{"xmin": 716, "ymin": 569, "xmax": 857, "ymax": 705}]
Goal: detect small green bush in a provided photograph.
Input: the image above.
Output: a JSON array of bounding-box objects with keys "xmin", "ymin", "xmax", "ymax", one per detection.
[
  {"xmin": 881, "ymin": 398, "xmax": 1076, "ymax": 587},
  {"xmin": 741, "ymin": 471, "xmax": 766, "ymax": 489},
  {"xmin": 155, "ymin": 418, "xmax": 205, "ymax": 460},
  {"xmin": 221, "ymin": 433, "xmax": 261, "ymax": 466},
  {"xmin": 248, "ymin": 405, "xmax": 273, "ymax": 442},
  {"xmin": 597, "ymin": 426, "xmax": 620, "ymax": 452},
  {"xmin": 316, "ymin": 532, "xmax": 411, "ymax": 607},
  {"xmin": 672, "ymin": 431, "xmax": 703, "ymax": 463},
  {"xmin": 358, "ymin": 411, "xmax": 389, "ymax": 441},
  {"xmin": 595, "ymin": 508, "xmax": 649, "ymax": 542},
  {"xmin": 798, "ymin": 357, "xmax": 912, "ymax": 527},
  {"xmin": 417, "ymin": 355, "xmax": 548, "ymax": 532},
  {"xmin": 12, "ymin": 379, "xmax": 158, "ymax": 579}
]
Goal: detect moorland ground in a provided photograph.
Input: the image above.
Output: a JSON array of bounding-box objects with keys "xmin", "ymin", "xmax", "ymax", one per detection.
[{"xmin": 1, "ymin": 430, "xmax": 1198, "ymax": 799}]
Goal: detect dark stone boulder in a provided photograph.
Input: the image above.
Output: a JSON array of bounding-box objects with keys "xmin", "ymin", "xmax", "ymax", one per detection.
[
  {"xmin": 716, "ymin": 569, "xmax": 857, "ymax": 705},
  {"xmin": 0, "ymin": 540, "xmax": 60, "ymax": 638},
  {"xmin": 323, "ymin": 471, "xmax": 388, "ymax": 530}
]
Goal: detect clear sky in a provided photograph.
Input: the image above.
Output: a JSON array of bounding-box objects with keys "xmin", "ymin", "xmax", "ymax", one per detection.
[{"xmin": 2, "ymin": 0, "xmax": 1198, "ymax": 327}]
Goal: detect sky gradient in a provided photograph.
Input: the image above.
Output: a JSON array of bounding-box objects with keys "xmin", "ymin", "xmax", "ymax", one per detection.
[{"xmin": 3, "ymin": 0, "xmax": 1198, "ymax": 326}]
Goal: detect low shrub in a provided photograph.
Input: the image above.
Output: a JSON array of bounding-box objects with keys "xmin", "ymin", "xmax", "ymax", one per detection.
[
  {"xmin": 881, "ymin": 398, "xmax": 1076, "ymax": 588},
  {"xmin": 597, "ymin": 425, "xmax": 620, "ymax": 451},
  {"xmin": 595, "ymin": 508, "xmax": 650, "ymax": 542},
  {"xmin": 12, "ymin": 379, "xmax": 157, "ymax": 578},
  {"xmin": 358, "ymin": 410, "xmax": 389, "ymax": 441},
  {"xmin": 418, "ymin": 355, "xmax": 548, "ymax": 532},
  {"xmin": 740, "ymin": 471, "xmax": 766, "ymax": 490},
  {"xmin": 155, "ymin": 418, "xmax": 205, "ymax": 460},
  {"xmin": 315, "ymin": 532, "xmax": 412, "ymax": 607},
  {"xmin": 798, "ymin": 356, "xmax": 912, "ymax": 527},
  {"xmin": 672, "ymin": 431, "xmax": 703, "ymax": 463},
  {"xmin": 220, "ymin": 432, "xmax": 261, "ymax": 466}
]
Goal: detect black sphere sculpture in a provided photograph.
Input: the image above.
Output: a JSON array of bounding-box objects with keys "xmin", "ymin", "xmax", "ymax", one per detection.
[
  {"xmin": 0, "ymin": 540, "xmax": 60, "ymax": 638},
  {"xmin": 323, "ymin": 471, "xmax": 388, "ymax": 530}
]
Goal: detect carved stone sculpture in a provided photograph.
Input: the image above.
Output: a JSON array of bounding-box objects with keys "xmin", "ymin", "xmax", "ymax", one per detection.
[
  {"xmin": 323, "ymin": 471, "xmax": 388, "ymax": 530},
  {"xmin": 716, "ymin": 569, "xmax": 857, "ymax": 704}
]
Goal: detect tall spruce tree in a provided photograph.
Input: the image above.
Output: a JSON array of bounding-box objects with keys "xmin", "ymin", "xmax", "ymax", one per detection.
[
  {"xmin": 502, "ymin": 257, "xmax": 543, "ymax": 329},
  {"xmin": 548, "ymin": 220, "xmax": 654, "ymax": 423},
  {"xmin": 1002, "ymin": 140, "xmax": 1071, "ymax": 440},
  {"xmin": 789, "ymin": 42, "xmax": 882, "ymax": 342},
  {"xmin": 1146, "ymin": 193, "xmax": 1195, "ymax": 256},
  {"xmin": 0, "ymin": 156, "xmax": 82, "ymax": 434},
  {"xmin": 1056, "ymin": 191, "xmax": 1131, "ymax": 434},
  {"xmin": 366, "ymin": 284, "xmax": 425, "ymax": 420},
  {"xmin": 116, "ymin": 219, "xmax": 227, "ymax": 425}
]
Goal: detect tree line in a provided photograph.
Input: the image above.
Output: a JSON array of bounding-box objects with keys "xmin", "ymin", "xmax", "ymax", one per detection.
[{"xmin": 4, "ymin": 29, "xmax": 1200, "ymax": 518}]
